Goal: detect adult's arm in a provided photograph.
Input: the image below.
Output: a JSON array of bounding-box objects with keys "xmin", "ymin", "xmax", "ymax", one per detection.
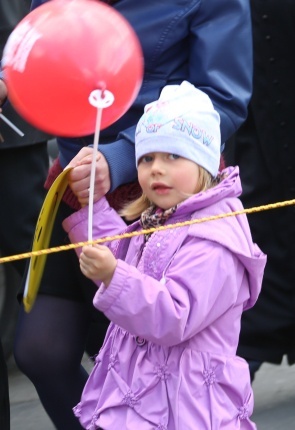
[
  {"xmin": 189, "ymin": 0, "xmax": 253, "ymax": 143},
  {"xmin": 30, "ymin": 0, "xmax": 253, "ymax": 190},
  {"xmin": 93, "ymin": 0, "xmax": 254, "ymax": 188}
]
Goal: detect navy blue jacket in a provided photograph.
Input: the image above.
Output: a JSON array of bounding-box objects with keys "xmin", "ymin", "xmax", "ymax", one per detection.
[{"xmin": 31, "ymin": 0, "xmax": 253, "ymax": 191}]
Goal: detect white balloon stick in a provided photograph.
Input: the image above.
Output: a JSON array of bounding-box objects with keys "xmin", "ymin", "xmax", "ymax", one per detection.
[
  {"xmin": 87, "ymin": 89, "xmax": 115, "ymax": 243},
  {"xmin": 0, "ymin": 113, "xmax": 25, "ymax": 136}
]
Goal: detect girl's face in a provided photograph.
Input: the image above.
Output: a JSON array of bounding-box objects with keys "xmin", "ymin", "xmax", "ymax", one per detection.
[{"xmin": 138, "ymin": 152, "xmax": 200, "ymax": 209}]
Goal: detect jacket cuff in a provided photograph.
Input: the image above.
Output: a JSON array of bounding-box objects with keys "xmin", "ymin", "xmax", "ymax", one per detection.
[
  {"xmin": 99, "ymin": 139, "xmax": 137, "ymax": 192},
  {"xmin": 93, "ymin": 259, "xmax": 128, "ymax": 312},
  {"xmin": 62, "ymin": 197, "xmax": 109, "ymax": 236}
]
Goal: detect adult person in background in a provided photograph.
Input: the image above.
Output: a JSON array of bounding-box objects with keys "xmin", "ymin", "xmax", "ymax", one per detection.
[
  {"xmin": 12, "ymin": 1, "xmax": 254, "ymax": 428},
  {"xmin": 0, "ymin": 1, "xmax": 51, "ymax": 427},
  {"xmin": 0, "ymin": 0, "xmax": 51, "ymax": 276},
  {"xmin": 224, "ymin": 0, "xmax": 295, "ymax": 381},
  {"xmin": 0, "ymin": 341, "xmax": 9, "ymax": 430}
]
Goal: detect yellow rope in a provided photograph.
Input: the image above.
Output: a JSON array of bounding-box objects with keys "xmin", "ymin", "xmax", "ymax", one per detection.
[{"xmin": 0, "ymin": 198, "xmax": 294, "ymax": 264}]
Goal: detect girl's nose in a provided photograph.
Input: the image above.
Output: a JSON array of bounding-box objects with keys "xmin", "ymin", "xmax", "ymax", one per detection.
[{"xmin": 151, "ymin": 158, "xmax": 165, "ymax": 174}]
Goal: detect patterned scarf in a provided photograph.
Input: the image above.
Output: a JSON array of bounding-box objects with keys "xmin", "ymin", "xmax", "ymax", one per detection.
[{"xmin": 140, "ymin": 205, "xmax": 177, "ymax": 240}]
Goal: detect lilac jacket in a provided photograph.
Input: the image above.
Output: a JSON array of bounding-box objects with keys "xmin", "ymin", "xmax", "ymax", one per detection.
[{"xmin": 63, "ymin": 167, "xmax": 266, "ymax": 430}]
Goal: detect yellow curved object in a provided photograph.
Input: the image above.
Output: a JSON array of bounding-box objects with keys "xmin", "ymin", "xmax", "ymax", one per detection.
[{"xmin": 23, "ymin": 167, "xmax": 72, "ymax": 312}]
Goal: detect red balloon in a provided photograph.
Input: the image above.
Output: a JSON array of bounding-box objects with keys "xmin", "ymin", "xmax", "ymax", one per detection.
[{"xmin": 2, "ymin": 0, "xmax": 143, "ymax": 136}]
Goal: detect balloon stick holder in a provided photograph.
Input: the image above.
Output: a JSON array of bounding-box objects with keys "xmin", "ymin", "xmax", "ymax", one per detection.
[{"xmin": 87, "ymin": 89, "xmax": 114, "ymax": 242}]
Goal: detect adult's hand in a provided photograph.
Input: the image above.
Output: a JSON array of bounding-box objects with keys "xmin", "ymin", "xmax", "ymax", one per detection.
[
  {"xmin": 66, "ymin": 146, "xmax": 111, "ymax": 207},
  {"xmin": 0, "ymin": 79, "xmax": 8, "ymax": 106}
]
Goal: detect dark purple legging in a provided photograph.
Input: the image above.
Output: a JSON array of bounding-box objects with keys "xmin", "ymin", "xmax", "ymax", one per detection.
[{"xmin": 14, "ymin": 295, "xmax": 109, "ymax": 429}]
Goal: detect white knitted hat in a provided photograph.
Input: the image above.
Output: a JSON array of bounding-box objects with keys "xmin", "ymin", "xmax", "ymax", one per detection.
[{"xmin": 135, "ymin": 81, "xmax": 221, "ymax": 176}]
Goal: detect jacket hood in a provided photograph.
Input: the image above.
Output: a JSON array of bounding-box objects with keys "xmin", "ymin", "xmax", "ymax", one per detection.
[
  {"xmin": 170, "ymin": 166, "xmax": 266, "ymax": 310},
  {"xmin": 175, "ymin": 166, "xmax": 242, "ymax": 215}
]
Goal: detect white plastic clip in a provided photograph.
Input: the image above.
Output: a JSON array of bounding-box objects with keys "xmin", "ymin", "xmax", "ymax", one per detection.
[{"xmin": 88, "ymin": 89, "xmax": 114, "ymax": 109}]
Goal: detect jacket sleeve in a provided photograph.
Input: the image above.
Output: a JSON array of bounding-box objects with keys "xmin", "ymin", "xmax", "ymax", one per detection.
[
  {"xmin": 102, "ymin": 0, "xmax": 253, "ymax": 184},
  {"xmin": 62, "ymin": 197, "xmax": 127, "ymax": 257},
  {"xmin": 29, "ymin": 0, "xmax": 253, "ymax": 186},
  {"xmin": 98, "ymin": 0, "xmax": 253, "ymax": 185},
  {"xmin": 98, "ymin": 129, "xmax": 138, "ymax": 192},
  {"xmin": 30, "ymin": 0, "xmax": 48, "ymax": 9},
  {"xmin": 189, "ymin": 0, "xmax": 253, "ymax": 142},
  {"xmin": 93, "ymin": 236, "xmax": 245, "ymax": 347}
]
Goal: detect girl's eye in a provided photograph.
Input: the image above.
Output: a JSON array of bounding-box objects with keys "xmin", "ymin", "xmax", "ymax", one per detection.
[
  {"xmin": 139, "ymin": 155, "xmax": 154, "ymax": 163},
  {"xmin": 168, "ymin": 153, "xmax": 180, "ymax": 160}
]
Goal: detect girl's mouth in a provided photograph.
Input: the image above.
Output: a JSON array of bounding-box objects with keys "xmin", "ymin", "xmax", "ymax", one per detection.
[{"xmin": 152, "ymin": 183, "xmax": 171, "ymax": 194}]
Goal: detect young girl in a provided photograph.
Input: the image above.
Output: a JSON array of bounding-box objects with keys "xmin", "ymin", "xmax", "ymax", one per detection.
[
  {"xmin": 63, "ymin": 82, "xmax": 266, "ymax": 430},
  {"xmin": 12, "ymin": 1, "xmax": 253, "ymax": 427}
]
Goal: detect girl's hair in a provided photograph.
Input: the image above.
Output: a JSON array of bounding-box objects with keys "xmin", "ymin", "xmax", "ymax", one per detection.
[{"xmin": 120, "ymin": 166, "xmax": 225, "ymax": 221}]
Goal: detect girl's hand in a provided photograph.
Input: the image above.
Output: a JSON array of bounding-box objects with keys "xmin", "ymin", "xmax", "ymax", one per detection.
[
  {"xmin": 66, "ymin": 147, "xmax": 111, "ymax": 207},
  {"xmin": 79, "ymin": 244, "xmax": 117, "ymax": 286}
]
